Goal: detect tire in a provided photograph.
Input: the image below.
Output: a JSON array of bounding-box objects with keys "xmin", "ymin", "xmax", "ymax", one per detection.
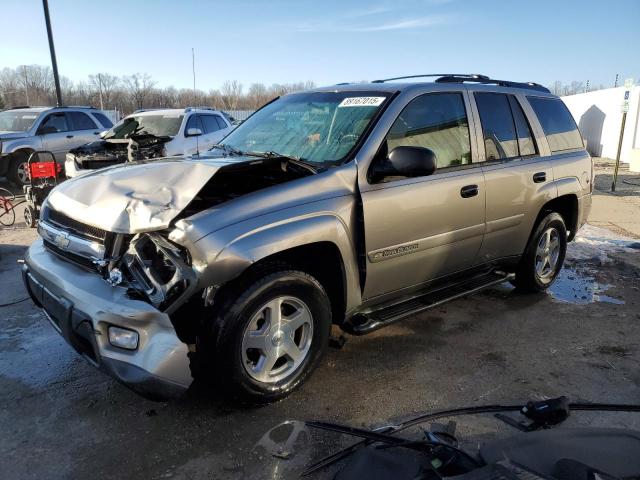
[
  {"xmin": 203, "ymin": 269, "xmax": 332, "ymax": 404},
  {"xmin": 24, "ymin": 205, "xmax": 37, "ymax": 228},
  {"xmin": 7, "ymin": 152, "xmax": 30, "ymax": 186},
  {"xmin": 512, "ymin": 212, "xmax": 567, "ymax": 293}
]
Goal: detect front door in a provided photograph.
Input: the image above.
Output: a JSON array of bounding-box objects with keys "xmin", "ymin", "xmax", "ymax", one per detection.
[
  {"xmin": 38, "ymin": 112, "xmax": 71, "ymax": 162},
  {"xmin": 361, "ymin": 91, "xmax": 486, "ymax": 300}
]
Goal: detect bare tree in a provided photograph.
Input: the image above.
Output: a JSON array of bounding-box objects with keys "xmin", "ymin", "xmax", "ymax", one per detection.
[
  {"xmin": 221, "ymin": 80, "xmax": 243, "ymax": 110},
  {"xmin": 89, "ymin": 73, "xmax": 120, "ymax": 110},
  {"xmin": 123, "ymin": 73, "xmax": 156, "ymax": 110}
]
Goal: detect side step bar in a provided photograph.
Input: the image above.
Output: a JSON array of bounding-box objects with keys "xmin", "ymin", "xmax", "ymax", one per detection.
[{"xmin": 343, "ymin": 270, "xmax": 514, "ymax": 335}]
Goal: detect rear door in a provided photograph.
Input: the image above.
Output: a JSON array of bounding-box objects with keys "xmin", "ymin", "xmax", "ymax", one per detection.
[
  {"xmin": 472, "ymin": 91, "xmax": 555, "ymax": 262},
  {"xmin": 360, "ymin": 90, "xmax": 486, "ymax": 300},
  {"xmin": 38, "ymin": 112, "xmax": 71, "ymax": 162},
  {"xmin": 66, "ymin": 111, "xmax": 102, "ymax": 148}
]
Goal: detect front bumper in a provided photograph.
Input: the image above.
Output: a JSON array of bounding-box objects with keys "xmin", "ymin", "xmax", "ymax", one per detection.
[{"xmin": 23, "ymin": 239, "xmax": 192, "ymax": 399}]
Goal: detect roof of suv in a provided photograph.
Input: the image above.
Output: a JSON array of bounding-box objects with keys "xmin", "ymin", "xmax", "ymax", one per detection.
[
  {"xmin": 311, "ymin": 74, "xmax": 555, "ymax": 97},
  {"xmin": 4, "ymin": 106, "xmax": 100, "ymax": 113},
  {"xmin": 129, "ymin": 108, "xmax": 225, "ymax": 117}
]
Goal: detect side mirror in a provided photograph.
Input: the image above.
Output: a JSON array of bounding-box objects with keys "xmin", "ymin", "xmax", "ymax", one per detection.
[
  {"xmin": 37, "ymin": 125, "xmax": 58, "ymax": 135},
  {"xmin": 186, "ymin": 127, "xmax": 202, "ymax": 137},
  {"xmin": 372, "ymin": 146, "xmax": 437, "ymax": 181},
  {"xmin": 99, "ymin": 131, "xmax": 108, "ymax": 139}
]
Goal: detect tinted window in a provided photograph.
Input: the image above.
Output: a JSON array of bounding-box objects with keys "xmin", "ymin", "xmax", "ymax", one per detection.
[
  {"xmin": 92, "ymin": 112, "xmax": 114, "ymax": 128},
  {"xmin": 386, "ymin": 93, "xmax": 471, "ymax": 169},
  {"xmin": 185, "ymin": 114, "xmax": 204, "ymax": 133},
  {"xmin": 68, "ymin": 111, "xmax": 98, "ymax": 130},
  {"xmin": 214, "ymin": 115, "xmax": 228, "ymax": 130},
  {"xmin": 201, "ymin": 115, "xmax": 221, "ymax": 134},
  {"xmin": 475, "ymin": 93, "xmax": 518, "ymax": 160},
  {"xmin": 528, "ymin": 97, "xmax": 583, "ymax": 152},
  {"xmin": 39, "ymin": 113, "xmax": 68, "ymax": 133},
  {"xmin": 508, "ymin": 96, "xmax": 536, "ymax": 156}
]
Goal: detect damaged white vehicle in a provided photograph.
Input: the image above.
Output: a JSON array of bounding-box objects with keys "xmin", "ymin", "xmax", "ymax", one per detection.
[{"xmin": 23, "ymin": 77, "xmax": 592, "ymax": 402}]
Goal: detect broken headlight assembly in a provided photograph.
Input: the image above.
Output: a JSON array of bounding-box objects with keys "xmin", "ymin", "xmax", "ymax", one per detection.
[{"xmin": 123, "ymin": 232, "xmax": 197, "ymax": 313}]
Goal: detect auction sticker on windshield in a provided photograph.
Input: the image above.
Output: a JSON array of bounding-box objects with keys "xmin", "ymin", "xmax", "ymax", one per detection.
[{"xmin": 338, "ymin": 97, "xmax": 386, "ymax": 107}]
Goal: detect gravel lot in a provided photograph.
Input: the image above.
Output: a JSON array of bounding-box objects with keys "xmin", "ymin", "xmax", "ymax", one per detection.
[{"xmin": 1, "ymin": 170, "xmax": 639, "ymax": 479}]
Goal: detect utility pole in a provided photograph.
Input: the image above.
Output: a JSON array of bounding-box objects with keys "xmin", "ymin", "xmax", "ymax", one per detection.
[
  {"xmin": 22, "ymin": 65, "xmax": 30, "ymax": 105},
  {"xmin": 42, "ymin": 0, "xmax": 62, "ymax": 106}
]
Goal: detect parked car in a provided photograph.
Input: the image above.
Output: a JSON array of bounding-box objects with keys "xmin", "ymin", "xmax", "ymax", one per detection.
[
  {"xmin": 23, "ymin": 74, "xmax": 592, "ymax": 402},
  {"xmin": 0, "ymin": 106, "xmax": 112, "ymax": 185},
  {"xmin": 64, "ymin": 107, "xmax": 234, "ymax": 178}
]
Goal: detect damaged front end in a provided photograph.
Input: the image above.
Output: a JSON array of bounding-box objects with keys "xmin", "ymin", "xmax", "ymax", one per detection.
[{"xmin": 66, "ymin": 134, "xmax": 172, "ymax": 176}]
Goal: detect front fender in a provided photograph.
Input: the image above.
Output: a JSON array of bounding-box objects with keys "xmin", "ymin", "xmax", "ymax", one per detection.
[{"xmin": 186, "ymin": 211, "xmax": 362, "ymax": 312}]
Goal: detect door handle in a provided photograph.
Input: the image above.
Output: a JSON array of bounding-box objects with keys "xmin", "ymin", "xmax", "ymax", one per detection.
[
  {"xmin": 460, "ymin": 184, "xmax": 479, "ymax": 198},
  {"xmin": 533, "ymin": 172, "xmax": 546, "ymax": 183},
  {"xmin": 66, "ymin": 135, "xmax": 74, "ymax": 139},
  {"xmin": 93, "ymin": 131, "xmax": 100, "ymax": 135}
]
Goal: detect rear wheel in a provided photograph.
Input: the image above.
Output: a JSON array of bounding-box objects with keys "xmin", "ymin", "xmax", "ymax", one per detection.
[
  {"xmin": 512, "ymin": 212, "xmax": 567, "ymax": 292},
  {"xmin": 203, "ymin": 269, "xmax": 331, "ymax": 404}
]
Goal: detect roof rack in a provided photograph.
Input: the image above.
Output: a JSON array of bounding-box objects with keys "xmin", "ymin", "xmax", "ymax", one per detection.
[
  {"xmin": 57, "ymin": 105, "xmax": 97, "ymax": 109},
  {"xmin": 435, "ymin": 75, "xmax": 550, "ymax": 93},
  {"xmin": 371, "ymin": 73, "xmax": 550, "ymax": 93},
  {"xmin": 372, "ymin": 74, "xmax": 489, "ymax": 83},
  {"xmin": 184, "ymin": 106, "xmax": 217, "ymax": 112}
]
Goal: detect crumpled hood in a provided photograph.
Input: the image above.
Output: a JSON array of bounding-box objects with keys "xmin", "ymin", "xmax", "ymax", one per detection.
[{"xmin": 47, "ymin": 157, "xmax": 239, "ymax": 234}]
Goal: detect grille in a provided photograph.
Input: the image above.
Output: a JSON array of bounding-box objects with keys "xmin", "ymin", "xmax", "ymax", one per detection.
[
  {"xmin": 47, "ymin": 208, "xmax": 107, "ymax": 242},
  {"xmin": 43, "ymin": 239, "xmax": 98, "ymax": 270}
]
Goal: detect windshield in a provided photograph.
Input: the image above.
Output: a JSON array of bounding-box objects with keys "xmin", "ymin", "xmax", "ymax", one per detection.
[
  {"xmin": 0, "ymin": 111, "xmax": 40, "ymax": 132},
  {"xmin": 220, "ymin": 91, "xmax": 390, "ymax": 165},
  {"xmin": 105, "ymin": 114, "xmax": 184, "ymax": 139}
]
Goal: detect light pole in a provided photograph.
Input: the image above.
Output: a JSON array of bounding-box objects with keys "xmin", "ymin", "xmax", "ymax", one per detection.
[{"xmin": 42, "ymin": 0, "xmax": 62, "ymax": 106}]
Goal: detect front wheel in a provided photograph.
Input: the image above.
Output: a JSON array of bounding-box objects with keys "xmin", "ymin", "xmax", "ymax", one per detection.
[
  {"xmin": 512, "ymin": 212, "xmax": 567, "ymax": 292},
  {"xmin": 8, "ymin": 153, "xmax": 30, "ymax": 186},
  {"xmin": 204, "ymin": 269, "xmax": 332, "ymax": 404}
]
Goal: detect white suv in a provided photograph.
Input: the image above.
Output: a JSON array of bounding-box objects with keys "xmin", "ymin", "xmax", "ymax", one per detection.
[{"xmin": 64, "ymin": 107, "xmax": 234, "ymax": 178}]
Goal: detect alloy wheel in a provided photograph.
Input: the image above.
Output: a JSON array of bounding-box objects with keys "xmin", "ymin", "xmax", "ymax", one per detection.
[
  {"xmin": 241, "ymin": 296, "xmax": 314, "ymax": 384},
  {"xmin": 535, "ymin": 227, "xmax": 561, "ymax": 282}
]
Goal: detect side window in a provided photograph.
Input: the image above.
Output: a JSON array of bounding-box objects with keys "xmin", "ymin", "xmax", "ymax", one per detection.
[
  {"xmin": 68, "ymin": 111, "xmax": 98, "ymax": 130},
  {"xmin": 38, "ymin": 113, "xmax": 68, "ymax": 133},
  {"xmin": 474, "ymin": 93, "xmax": 518, "ymax": 160},
  {"xmin": 200, "ymin": 115, "xmax": 221, "ymax": 134},
  {"xmin": 185, "ymin": 114, "xmax": 204, "ymax": 134},
  {"xmin": 386, "ymin": 92, "xmax": 471, "ymax": 169},
  {"xmin": 92, "ymin": 112, "xmax": 114, "ymax": 128},
  {"xmin": 527, "ymin": 97, "xmax": 584, "ymax": 153},
  {"xmin": 214, "ymin": 115, "xmax": 228, "ymax": 130},
  {"xmin": 508, "ymin": 97, "xmax": 536, "ymax": 156}
]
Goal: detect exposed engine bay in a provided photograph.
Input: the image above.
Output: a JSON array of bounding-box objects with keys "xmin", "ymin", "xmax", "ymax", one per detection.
[
  {"xmin": 42, "ymin": 156, "xmax": 314, "ymax": 315},
  {"xmin": 68, "ymin": 134, "xmax": 172, "ymax": 171}
]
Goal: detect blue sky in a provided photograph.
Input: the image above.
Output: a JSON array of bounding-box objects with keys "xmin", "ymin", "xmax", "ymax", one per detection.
[{"xmin": 2, "ymin": 0, "xmax": 639, "ymax": 90}]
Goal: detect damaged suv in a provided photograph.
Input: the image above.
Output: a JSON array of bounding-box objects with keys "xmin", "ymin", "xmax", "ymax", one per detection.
[
  {"xmin": 64, "ymin": 107, "xmax": 233, "ymax": 177},
  {"xmin": 23, "ymin": 74, "xmax": 592, "ymax": 402}
]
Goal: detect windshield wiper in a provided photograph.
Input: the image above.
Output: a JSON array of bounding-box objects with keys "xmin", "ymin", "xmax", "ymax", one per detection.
[
  {"xmin": 244, "ymin": 150, "xmax": 318, "ymax": 173},
  {"xmin": 209, "ymin": 143, "xmax": 245, "ymax": 156}
]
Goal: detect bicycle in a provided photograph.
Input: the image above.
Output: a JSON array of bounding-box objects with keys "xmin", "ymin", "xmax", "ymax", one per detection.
[{"xmin": 0, "ymin": 188, "xmax": 25, "ymax": 227}]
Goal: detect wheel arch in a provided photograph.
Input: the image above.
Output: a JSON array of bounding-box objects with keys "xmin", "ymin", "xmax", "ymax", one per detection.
[
  {"xmin": 535, "ymin": 194, "xmax": 579, "ymax": 241},
  {"xmin": 193, "ymin": 214, "xmax": 362, "ymax": 325}
]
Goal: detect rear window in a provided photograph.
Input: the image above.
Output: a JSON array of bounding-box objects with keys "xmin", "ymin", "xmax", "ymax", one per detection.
[
  {"xmin": 527, "ymin": 97, "xmax": 583, "ymax": 153},
  {"xmin": 92, "ymin": 112, "xmax": 114, "ymax": 128},
  {"xmin": 68, "ymin": 111, "xmax": 98, "ymax": 130}
]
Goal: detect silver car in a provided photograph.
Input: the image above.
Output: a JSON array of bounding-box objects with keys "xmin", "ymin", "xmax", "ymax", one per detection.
[
  {"xmin": 0, "ymin": 106, "xmax": 112, "ymax": 185},
  {"xmin": 22, "ymin": 74, "xmax": 592, "ymax": 402}
]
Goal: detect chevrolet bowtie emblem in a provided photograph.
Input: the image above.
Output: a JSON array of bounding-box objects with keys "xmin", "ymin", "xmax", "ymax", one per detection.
[{"xmin": 53, "ymin": 232, "xmax": 70, "ymax": 249}]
